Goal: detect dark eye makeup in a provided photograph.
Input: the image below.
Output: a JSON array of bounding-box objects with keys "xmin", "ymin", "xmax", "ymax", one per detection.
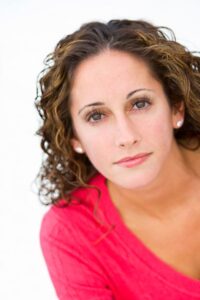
[
  {"xmin": 83, "ymin": 96, "xmax": 152, "ymax": 123},
  {"xmin": 85, "ymin": 110, "xmax": 105, "ymax": 122}
]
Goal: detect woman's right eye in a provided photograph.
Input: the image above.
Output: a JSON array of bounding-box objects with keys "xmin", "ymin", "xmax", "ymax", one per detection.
[{"xmin": 86, "ymin": 110, "xmax": 105, "ymax": 123}]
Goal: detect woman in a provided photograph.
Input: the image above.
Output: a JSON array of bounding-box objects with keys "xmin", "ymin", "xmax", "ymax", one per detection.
[{"xmin": 36, "ymin": 19, "xmax": 200, "ymax": 299}]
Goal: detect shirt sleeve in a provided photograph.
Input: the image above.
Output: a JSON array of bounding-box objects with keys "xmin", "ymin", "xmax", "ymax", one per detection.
[{"xmin": 40, "ymin": 210, "xmax": 114, "ymax": 300}]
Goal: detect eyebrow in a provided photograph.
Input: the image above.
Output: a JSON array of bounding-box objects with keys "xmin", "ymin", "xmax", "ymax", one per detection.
[{"xmin": 78, "ymin": 88, "xmax": 153, "ymax": 115}]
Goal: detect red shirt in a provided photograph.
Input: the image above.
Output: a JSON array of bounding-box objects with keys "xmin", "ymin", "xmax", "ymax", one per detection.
[{"xmin": 40, "ymin": 172, "xmax": 200, "ymax": 299}]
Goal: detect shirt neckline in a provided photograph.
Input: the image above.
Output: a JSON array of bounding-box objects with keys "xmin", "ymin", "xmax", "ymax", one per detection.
[{"xmin": 93, "ymin": 173, "xmax": 200, "ymax": 295}]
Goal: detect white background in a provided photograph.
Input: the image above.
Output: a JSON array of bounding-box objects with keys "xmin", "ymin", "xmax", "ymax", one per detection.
[{"xmin": 1, "ymin": 0, "xmax": 200, "ymax": 299}]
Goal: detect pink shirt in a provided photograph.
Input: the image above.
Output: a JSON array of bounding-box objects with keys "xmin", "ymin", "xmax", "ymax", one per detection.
[{"xmin": 40, "ymin": 173, "xmax": 200, "ymax": 299}]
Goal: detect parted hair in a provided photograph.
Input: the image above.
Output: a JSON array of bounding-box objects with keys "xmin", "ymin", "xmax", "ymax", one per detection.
[{"xmin": 35, "ymin": 19, "xmax": 200, "ymax": 205}]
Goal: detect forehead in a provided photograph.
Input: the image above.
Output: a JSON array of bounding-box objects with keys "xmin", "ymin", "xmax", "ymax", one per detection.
[
  {"xmin": 71, "ymin": 49, "xmax": 152, "ymax": 84},
  {"xmin": 70, "ymin": 49, "xmax": 159, "ymax": 105}
]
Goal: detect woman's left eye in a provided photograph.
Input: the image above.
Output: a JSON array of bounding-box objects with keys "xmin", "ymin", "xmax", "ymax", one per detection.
[{"xmin": 132, "ymin": 99, "xmax": 151, "ymax": 110}]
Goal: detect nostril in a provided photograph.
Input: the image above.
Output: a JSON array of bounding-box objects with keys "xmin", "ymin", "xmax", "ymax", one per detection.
[{"xmin": 116, "ymin": 135, "xmax": 141, "ymax": 148}]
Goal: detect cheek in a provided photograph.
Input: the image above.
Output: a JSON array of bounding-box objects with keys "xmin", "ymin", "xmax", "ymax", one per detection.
[
  {"xmin": 85, "ymin": 136, "xmax": 111, "ymax": 159},
  {"xmin": 84, "ymin": 144, "xmax": 109, "ymax": 173},
  {"xmin": 146, "ymin": 113, "xmax": 174, "ymax": 149},
  {"xmin": 79, "ymin": 128, "xmax": 112, "ymax": 166}
]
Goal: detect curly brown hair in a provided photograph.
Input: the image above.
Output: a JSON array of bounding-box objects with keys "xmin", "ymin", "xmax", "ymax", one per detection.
[{"xmin": 35, "ymin": 19, "xmax": 200, "ymax": 206}]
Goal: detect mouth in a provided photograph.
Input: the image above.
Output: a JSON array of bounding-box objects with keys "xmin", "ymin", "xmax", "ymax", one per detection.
[{"xmin": 114, "ymin": 152, "xmax": 152, "ymax": 168}]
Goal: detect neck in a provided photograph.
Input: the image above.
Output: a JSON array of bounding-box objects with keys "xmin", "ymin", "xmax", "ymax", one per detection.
[{"xmin": 107, "ymin": 144, "xmax": 199, "ymax": 219}]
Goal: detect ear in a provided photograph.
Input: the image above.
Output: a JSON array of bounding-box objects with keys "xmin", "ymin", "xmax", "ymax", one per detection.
[
  {"xmin": 70, "ymin": 138, "xmax": 85, "ymax": 154},
  {"xmin": 171, "ymin": 101, "xmax": 185, "ymax": 128}
]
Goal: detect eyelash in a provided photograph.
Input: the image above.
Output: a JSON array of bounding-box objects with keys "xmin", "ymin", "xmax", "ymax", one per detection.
[{"xmin": 85, "ymin": 97, "xmax": 152, "ymax": 123}]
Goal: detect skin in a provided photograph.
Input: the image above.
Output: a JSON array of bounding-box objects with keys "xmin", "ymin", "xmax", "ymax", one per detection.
[
  {"xmin": 70, "ymin": 49, "xmax": 187, "ymax": 206},
  {"xmin": 69, "ymin": 49, "xmax": 200, "ymax": 279}
]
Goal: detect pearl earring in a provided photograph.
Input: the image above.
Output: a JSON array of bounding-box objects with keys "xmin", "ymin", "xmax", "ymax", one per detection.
[
  {"xmin": 176, "ymin": 119, "xmax": 184, "ymax": 128},
  {"xmin": 75, "ymin": 147, "xmax": 84, "ymax": 153}
]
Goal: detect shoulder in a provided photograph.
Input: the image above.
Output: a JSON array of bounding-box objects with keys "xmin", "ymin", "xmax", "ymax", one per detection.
[
  {"xmin": 40, "ymin": 172, "xmax": 109, "ymax": 246},
  {"xmin": 39, "ymin": 175, "xmax": 113, "ymax": 299}
]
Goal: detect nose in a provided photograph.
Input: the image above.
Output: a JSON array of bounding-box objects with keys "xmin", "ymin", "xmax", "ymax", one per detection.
[{"xmin": 114, "ymin": 116, "xmax": 141, "ymax": 148}]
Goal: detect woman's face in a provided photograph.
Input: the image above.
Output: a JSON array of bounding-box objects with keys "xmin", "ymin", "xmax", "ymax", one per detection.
[{"xmin": 70, "ymin": 49, "xmax": 183, "ymax": 190}]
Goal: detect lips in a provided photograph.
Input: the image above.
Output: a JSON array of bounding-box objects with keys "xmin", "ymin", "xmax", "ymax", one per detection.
[{"xmin": 114, "ymin": 153, "xmax": 151, "ymax": 164}]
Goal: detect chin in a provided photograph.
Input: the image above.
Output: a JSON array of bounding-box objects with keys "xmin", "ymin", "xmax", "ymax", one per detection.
[
  {"xmin": 117, "ymin": 180, "xmax": 152, "ymax": 191},
  {"xmin": 112, "ymin": 170, "xmax": 159, "ymax": 191}
]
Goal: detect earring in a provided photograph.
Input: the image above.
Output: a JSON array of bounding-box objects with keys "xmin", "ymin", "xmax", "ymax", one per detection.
[
  {"xmin": 75, "ymin": 147, "xmax": 84, "ymax": 153},
  {"xmin": 176, "ymin": 119, "xmax": 184, "ymax": 128}
]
